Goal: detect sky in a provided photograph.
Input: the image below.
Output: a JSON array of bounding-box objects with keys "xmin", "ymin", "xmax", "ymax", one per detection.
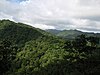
[{"xmin": 0, "ymin": 0, "xmax": 100, "ymax": 33}]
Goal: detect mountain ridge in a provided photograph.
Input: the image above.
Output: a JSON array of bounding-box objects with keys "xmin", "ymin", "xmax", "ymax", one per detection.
[
  {"xmin": 0, "ymin": 19, "xmax": 52, "ymax": 46},
  {"xmin": 46, "ymin": 29, "xmax": 100, "ymax": 39}
]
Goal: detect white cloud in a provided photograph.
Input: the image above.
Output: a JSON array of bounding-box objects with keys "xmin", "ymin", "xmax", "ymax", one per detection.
[
  {"xmin": 0, "ymin": 0, "xmax": 100, "ymax": 32},
  {"xmin": 70, "ymin": 19, "xmax": 100, "ymax": 32},
  {"xmin": 33, "ymin": 24, "xmax": 55, "ymax": 30},
  {"xmin": 0, "ymin": 12, "xmax": 13, "ymax": 20}
]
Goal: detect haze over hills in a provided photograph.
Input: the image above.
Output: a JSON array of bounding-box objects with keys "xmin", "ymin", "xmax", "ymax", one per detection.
[
  {"xmin": 1, "ymin": 19, "xmax": 100, "ymax": 41},
  {"xmin": 1, "ymin": 0, "xmax": 100, "ymax": 33},
  {"xmin": 46, "ymin": 29, "xmax": 100, "ymax": 39},
  {"xmin": 0, "ymin": 19, "xmax": 100, "ymax": 75},
  {"xmin": 1, "ymin": 0, "xmax": 100, "ymax": 75}
]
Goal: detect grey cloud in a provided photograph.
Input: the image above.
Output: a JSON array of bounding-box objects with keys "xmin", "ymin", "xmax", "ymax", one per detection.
[
  {"xmin": 78, "ymin": 16, "xmax": 100, "ymax": 21},
  {"xmin": 0, "ymin": 0, "xmax": 100, "ymax": 32}
]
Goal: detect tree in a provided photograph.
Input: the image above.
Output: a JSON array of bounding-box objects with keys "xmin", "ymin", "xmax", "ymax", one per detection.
[{"xmin": 0, "ymin": 40, "xmax": 18, "ymax": 75}]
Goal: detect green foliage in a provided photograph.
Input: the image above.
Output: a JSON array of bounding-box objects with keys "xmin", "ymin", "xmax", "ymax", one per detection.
[
  {"xmin": 0, "ymin": 20, "xmax": 100, "ymax": 75},
  {"xmin": 9, "ymin": 37, "xmax": 65, "ymax": 75},
  {"xmin": 0, "ymin": 20, "xmax": 46, "ymax": 47},
  {"xmin": 9, "ymin": 34, "xmax": 100, "ymax": 75},
  {"xmin": 0, "ymin": 40, "xmax": 18, "ymax": 75},
  {"xmin": 47, "ymin": 29, "xmax": 100, "ymax": 40}
]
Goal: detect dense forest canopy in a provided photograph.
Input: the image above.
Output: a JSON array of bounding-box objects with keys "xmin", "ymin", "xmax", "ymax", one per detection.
[{"xmin": 0, "ymin": 20, "xmax": 100, "ymax": 75}]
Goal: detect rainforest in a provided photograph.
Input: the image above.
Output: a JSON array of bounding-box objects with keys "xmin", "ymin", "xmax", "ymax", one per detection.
[{"xmin": 0, "ymin": 20, "xmax": 100, "ymax": 75}]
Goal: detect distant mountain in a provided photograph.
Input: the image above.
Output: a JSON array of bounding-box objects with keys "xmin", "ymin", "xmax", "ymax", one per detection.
[
  {"xmin": 0, "ymin": 20, "xmax": 51, "ymax": 46},
  {"xmin": 46, "ymin": 29, "xmax": 100, "ymax": 39},
  {"xmin": 0, "ymin": 20, "xmax": 100, "ymax": 75},
  {"xmin": 46, "ymin": 29, "xmax": 62, "ymax": 34}
]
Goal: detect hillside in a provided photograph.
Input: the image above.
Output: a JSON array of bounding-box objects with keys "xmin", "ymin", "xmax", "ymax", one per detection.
[
  {"xmin": 0, "ymin": 20, "xmax": 100, "ymax": 75},
  {"xmin": 0, "ymin": 20, "xmax": 52, "ymax": 46},
  {"xmin": 46, "ymin": 29, "xmax": 100, "ymax": 39},
  {"xmin": 46, "ymin": 29, "xmax": 62, "ymax": 34}
]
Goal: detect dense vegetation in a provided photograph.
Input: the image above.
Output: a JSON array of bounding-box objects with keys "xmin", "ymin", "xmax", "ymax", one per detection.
[
  {"xmin": 0, "ymin": 20, "xmax": 51, "ymax": 47},
  {"xmin": 0, "ymin": 20, "xmax": 100, "ymax": 75}
]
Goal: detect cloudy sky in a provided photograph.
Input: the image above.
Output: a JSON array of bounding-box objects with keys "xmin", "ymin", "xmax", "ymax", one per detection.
[{"xmin": 0, "ymin": 0, "xmax": 100, "ymax": 32}]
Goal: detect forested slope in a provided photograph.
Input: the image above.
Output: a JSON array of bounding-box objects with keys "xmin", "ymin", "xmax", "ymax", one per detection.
[
  {"xmin": 0, "ymin": 20, "xmax": 100, "ymax": 75},
  {"xmin": 0, "ymin": 20, "xmax": 51, "ymax": 46}
]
